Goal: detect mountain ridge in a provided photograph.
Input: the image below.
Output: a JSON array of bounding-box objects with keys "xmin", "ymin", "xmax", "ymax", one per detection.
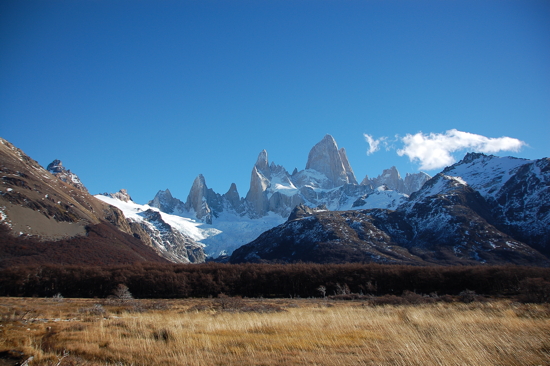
[
  {"xmin": 230, "ymin": 153, "xmax": 550, "ymax": 265},
  {"xmin": 143, "ymin": 135, "xmax": 431, "ymax": 256}
]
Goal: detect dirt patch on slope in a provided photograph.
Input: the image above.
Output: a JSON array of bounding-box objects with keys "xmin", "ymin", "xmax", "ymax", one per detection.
[{"xmin": 0, "ymin": 200, "xmax": 85, "ymax": 240}]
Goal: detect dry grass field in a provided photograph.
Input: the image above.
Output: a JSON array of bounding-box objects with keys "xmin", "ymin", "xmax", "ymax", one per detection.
[{"xmin": 1, "ymin": 296, "xmax": 549, "ymax": 366}]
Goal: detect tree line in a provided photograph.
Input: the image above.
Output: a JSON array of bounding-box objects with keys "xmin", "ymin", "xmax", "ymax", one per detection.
[{"xmin": 0, "ymin": 262, "xmax": 548, "ymax": 299}]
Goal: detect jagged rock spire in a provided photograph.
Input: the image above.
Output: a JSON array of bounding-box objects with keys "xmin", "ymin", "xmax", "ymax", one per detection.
[
  {"xmin": 223, "ymin": 183, "xmax": 245, "ymax": 214},
  {"xmin": 46, "ymin": 159, "xmax": 63, "ymax": 173},
  {"xmin": 305, "ymin": 134, "xmax": 357, "ymax": 188},
  {"xmin": 339, "ymin": 147, "xmax": 358, "ymax": 185},
  {"xmin": 148, "ymin": 189, "xmax": 185, "ymax": 214},
  {"xmin": 185, "ymin": 174, "xmax": 213, "ymax": 224},
  {"xmin": 245, "ymin": 162, "xmax": 270, "ymax": 217},
  {"xmin": 255, "ymin": 149, "xmax": 269, "ymax": 173}
]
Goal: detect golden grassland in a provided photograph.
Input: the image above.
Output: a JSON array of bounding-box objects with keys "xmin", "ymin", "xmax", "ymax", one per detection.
[{"xmin": 1, "ymin": 297, "xmax": 549, "ymax": 366}]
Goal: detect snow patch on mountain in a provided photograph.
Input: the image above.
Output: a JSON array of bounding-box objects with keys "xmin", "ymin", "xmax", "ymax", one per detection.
[
  {"xmin": 442, "ymin": 153, "xmax": 530, "ymax": 198},
  {"xmin": 351, "ymin": 186, "xmax": 407, "ymax": 210},
  {"xmin": 96, "ymin": 193, "xmax": 285, "ymax": 258},
  {"xmin": 198, "ymin": 210, "xmax": 286, "ymax": 257},
  {"xmin": 96, "ymin": 195, "xmax": 207, "ymax": 241}
]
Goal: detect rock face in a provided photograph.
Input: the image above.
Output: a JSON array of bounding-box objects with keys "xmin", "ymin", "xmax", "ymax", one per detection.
[
  {"xmin": 184, "ymin": 175, "xmax": 217, "ymax": 224},
  {"xmin": 47, "ymin": 159, "xmax": 88, "ymax": 192},
  {"xmin": 230, "ymin": 153, "xmax": 550, "ymax": 266},
  {"xmin": 0, "ymin": 139, "xmax": 168, "ymax": 267},
  {"xmin": 404, "ymin": 172, "xmax": 432, "ymax": 195},
  {"xmin": 364, "ymin": 166, "xmax": 404, "ymax": 192},
  {"xmin": 138, "ymin": 209, "xmax": 206, "ymax": 263},
  {"xmin": 244, "ymin": 152, "xmax": 271, "ymax": 217},
  {"xmin": 103, "ymin": 188, "xmax": 133, "ymax": 203},
  {"xmin": 223, "ymin": 183, "xmax": 244, "ymax": 214},
  {"xmin": 149, "ymin": 177, "xmax": 245, "ymax": 225},
  {"xmin": 148, "ymin": 189, "xmax": 185, "ymax": 214},
  {"xmin": 244, "ymin": 150, "xmax": 303, "ymax": 218},
  {"xmin": 304, "ymin": 135, "xmax": 358, "ymax": 188}
]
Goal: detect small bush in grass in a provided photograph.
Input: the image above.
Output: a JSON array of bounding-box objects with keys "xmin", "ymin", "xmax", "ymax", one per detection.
[
  {"xmin": 368, "ymin": 295, "xmax": 408, "ymax": 306},
  {"xmin": 187, "ymin": 303, "xmax": 214, "ymax": 312},
  {"xmin": 144, "ymin": 301, "xmax": 172, "ymax": 311},
  {"xmin": 439, "ymin": 294, "xmax": 455, "ymax": 303},
  {"xmin": 214, "ymin": 293, "xmax": 245, "ymax": 311},
  {"xmin": 367, "ymin": 292, "xmax": 447, "ymax": 306},
  {"xmin": 111, "ymin": 284, "xmax": 133, "ymax": 301},
  {"xmin": 212, "ymin": 294, "xmax": 285, "ymax": 313},
  {"xmin": 402, "ymin": 291, "xmax": 429, "ymax": 305},
  {"xmin": 239, "ymin": 303, "xmax": 285, "ymax": 313},
  {"xmin": 512, "ymin": 303, "xmax": 550, "ymax": 318},
  {"xmin": 518, "ymin": 278, "xmax": 550, "ymax": 303},
  {"xmin": 329, "ymin": 293, "xmax": 367, "ymax": 300},
  {"xmin": 78, "ymin": 304, "xmax": 106, "ymax": 316},
  {"xmin": 458, "ymin": 290, "xmax": 477, "ymax": 303}
]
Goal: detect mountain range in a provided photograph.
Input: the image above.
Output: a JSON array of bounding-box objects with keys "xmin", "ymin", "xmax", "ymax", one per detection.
[
  {"xmin": 147, "ymin": 135, "xmax": 430, "ymax": 221},
  {"xmin": 1, "ymin": 135, "xmax": 548, "ymax": 267},
  {"xmin": 100, "ymin": 134, "xmax": 431, "ymax": 258}
]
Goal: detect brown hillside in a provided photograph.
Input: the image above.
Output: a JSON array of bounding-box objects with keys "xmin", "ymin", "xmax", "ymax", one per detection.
[{"xmin": 0, "ymin": 137, "xmax": 167, "ymax": 267}]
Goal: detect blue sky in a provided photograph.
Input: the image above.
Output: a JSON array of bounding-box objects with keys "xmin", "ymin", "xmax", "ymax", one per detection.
[{"xmin": 1, "ymin": 0, "xmax": 549, "ymax": 204}]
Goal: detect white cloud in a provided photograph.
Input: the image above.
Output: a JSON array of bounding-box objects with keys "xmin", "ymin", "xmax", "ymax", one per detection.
[
  {"xmin": 364, "ymin": 134, "xmax": 386, "ymax": 155},
  {"xmin": 397, "ymin": 129, "xmax": 526, "ymax": 170}
]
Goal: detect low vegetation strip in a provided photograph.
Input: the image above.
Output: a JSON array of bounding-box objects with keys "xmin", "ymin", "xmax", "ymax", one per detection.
[
  {"xmin": 1, "ymin": 297, "xmax": 549, "ymax": 365},
  {"xmin": 0, "ymin": 263, "xmax": 549, "ymax": 299}
]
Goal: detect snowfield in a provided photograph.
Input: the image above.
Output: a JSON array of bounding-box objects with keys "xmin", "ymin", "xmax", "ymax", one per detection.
[
  {"xmin": 95, "ymin": 194, "xmax": 285, "ymax": 257},
  {"xmin": 442, "ymin": 154, "xmax": 530, "ymax": 198},
  {"xmin": 96, "ymin": 195, "xmax": 208, "ymax": 241}
]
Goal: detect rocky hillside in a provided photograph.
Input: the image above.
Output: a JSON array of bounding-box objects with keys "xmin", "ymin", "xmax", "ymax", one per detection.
[
  {"xmin": 440, "ymin": 153, "xmax": 550, "ymax": 256},
  {"xmin": 96, "ymin": 191, "xmax": 206, "ymax": 264},
  {"xmin": 47, "ymin": 159, "xmax": 88, "ymax": 192},
  {"xmin": 0, "ymin": 138, "xmax": 173, "ymax": 267}
]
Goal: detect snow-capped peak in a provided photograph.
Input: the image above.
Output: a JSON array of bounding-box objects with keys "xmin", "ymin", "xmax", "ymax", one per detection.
[{"xmin": 442, "ymin": 153, "xmax": 532, "ymax": 198}]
